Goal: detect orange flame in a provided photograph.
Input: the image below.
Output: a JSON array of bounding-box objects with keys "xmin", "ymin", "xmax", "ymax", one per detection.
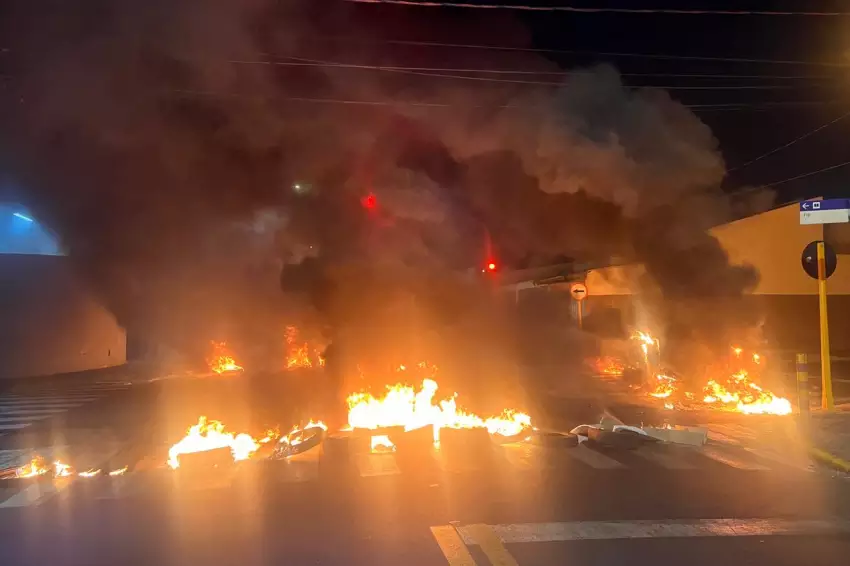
[
  {"xmin": 703, "ymin": 370, "xmax": 792, "ymax": 415},
  {"xmin": 15, "ymin": 457, "xmax": 49, "ymax": 478},
  {"xmin": 167, "ymin": 416, "xmax": 260, "ymax": 469},
  {"xmin": 346, "ymin": 364, "xmax": 531, "ymax": 444},
  {"xmin": 285, "ymin": 326, "xmax": 325, "ymax": 369},
  {"xmin": 207, "ymin": 341, "xmax": 243, "ymax": 374},
  {"xmin": 649, "ymin": 373, "xmax": 678, "ymax": 398}
]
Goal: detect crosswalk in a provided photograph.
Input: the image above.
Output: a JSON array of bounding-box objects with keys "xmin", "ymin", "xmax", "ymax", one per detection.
[{"xmin": 0, "ymin": 381, "xmax": 132, "ymax": 434}]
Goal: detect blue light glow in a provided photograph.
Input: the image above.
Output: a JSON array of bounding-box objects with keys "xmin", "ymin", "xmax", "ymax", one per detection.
[{"xmin": 13, "ymin": 213, "xmax": 33, "ymax": 222}]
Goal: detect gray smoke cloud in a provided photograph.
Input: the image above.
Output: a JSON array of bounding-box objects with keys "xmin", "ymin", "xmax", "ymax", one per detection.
[{"xmin": 0, "ymin": 0, "xmax": 771, "ymax": 374}]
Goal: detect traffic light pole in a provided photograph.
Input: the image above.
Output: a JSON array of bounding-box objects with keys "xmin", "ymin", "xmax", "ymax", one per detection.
[{"xmin": 817, "ymin": 241, "xmax": 834, "ymax": 410}]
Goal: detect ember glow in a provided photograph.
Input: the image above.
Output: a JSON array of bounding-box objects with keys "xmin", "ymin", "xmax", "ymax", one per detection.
[
  {"xmin": 346, "ymin": 364, "xmax": 532, "ymax": 444},
  {"xmin": 285, "ymin": 326, "xmax": 325, "ymax": 369},
  {"xmin": 703, "ymin": 371, "xmax": 792, "ymax": 415},
  {"xmin": 167, "ymin": 416, "xmax": 260, "ymax": 469},
  {"xmin": 590, "ymin": 356, "xmax": 624, "ymax": 378},
  {"xmin": 610, "ymin": 333, "xmax": 792, "ymax": 416},
  {"xmin": 207, "ymin": 341, "xmax": 243, "ymax": 374},
  {"xmin": 648, "ymin": 373, "xmax": 678, "ymax": 399}
]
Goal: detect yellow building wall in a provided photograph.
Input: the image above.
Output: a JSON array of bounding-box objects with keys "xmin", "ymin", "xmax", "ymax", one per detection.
[{"xmin": 586, "ymin": 202, "xmax": 850, "ymax": 296}]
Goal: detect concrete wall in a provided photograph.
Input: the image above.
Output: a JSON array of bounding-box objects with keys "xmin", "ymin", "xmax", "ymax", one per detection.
[{"xmin": 0, "ymin": 254, "xmax": 126, "ymax": 379}]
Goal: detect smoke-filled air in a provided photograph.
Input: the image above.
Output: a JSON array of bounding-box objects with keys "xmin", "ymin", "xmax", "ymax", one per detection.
[{"xmin": 0, "ymin": 0, "xmax": 773, "ymax": 393}]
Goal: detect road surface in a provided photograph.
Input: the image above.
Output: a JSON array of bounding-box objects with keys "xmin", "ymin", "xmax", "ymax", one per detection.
[{"xmin": 0, "ymin": 369, "xmax": 849, "ymax": 566}]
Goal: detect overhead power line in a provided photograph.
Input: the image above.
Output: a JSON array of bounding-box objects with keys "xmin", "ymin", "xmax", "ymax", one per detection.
[
  {"xmin": 319, "ymin": 36, "xmax": 849, "ymax": 68},
  {"xmin": 230, "ymin": 56, "xmax": 837, "ymax": 89},
  {"xmin": 762, "ymin": 159, "xmax": 850, "ymax": 188},
  {"xmin": 344, "ymin": 0, "xmax": 850, "ymax": 17},
  {"xmin": 729, "ymin": 109, "xmax": 850, "ymax": 172}
]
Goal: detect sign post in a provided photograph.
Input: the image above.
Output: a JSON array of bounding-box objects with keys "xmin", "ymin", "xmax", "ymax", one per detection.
[
  {"xmin": 570, "ymin": 282, "xmax": 587, "ymax": 330},
  {"xmin": 800, "ymin": 198, "xmax": 848, "ymax": 410}
]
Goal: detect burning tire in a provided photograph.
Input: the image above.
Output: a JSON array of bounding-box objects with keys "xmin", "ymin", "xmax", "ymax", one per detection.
[{"xmin": 275, "ymin": 425, "xmax": 326, "ymax": 458}]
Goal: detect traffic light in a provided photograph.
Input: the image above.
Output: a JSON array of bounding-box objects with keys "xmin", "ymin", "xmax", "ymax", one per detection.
[
  {"xmin": 487, "ymin": 262, "xmax": 497, "ymax": 272},
  {"xmin": 361, "ymin": 193, "xmax": 378, "ymax": 210}
]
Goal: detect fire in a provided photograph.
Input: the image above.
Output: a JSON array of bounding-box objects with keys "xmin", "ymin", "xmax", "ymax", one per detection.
[
  {"xmin": 703, "ymin": 371, "xmax": 792, "ymax": 415},
  {"xmin": 648, "ymin": 373, "xmax": 678, "ymax": 398},
  {"xmin": 54, "ymin": 461, "xmax": 72, "ymax": 477},
  {"xmin": 15, "ymin": 457, "xmax": 49, "ymax": 478},
  {"xmin": 590, "ymin": 356, "xmax": 624, "ymax": 377},
  {"xmin": 109, "ymin": 467, "xmax": 128, "ymax": 476},
  {"xmin": 207, "ymin": 341, "xmax": 243, "ymax": 374},
  {"xmin": 632, "ymin": 330, "xmax": 660, "ymax": 365},
  {"xmin": 167, "ymin": 416, "xmax": 260, "ymax": 469},
  {"xmin": 346, "ymin": 367, "xmax": 532, "ymax": 444},
  {"xmin": 78, "ymin": 469, "xmax": 101, "ymax": 478},
  {"xmin": 370, "ymin": 435, "xmax": 396, "ymax": 452},
  {"xmin": 285, "ymin": 326, "xmax": 325, "ymax": 369}
]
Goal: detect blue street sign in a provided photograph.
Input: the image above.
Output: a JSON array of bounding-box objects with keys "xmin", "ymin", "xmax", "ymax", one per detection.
[{"xmin": 800, "ymin": 199, "xmax": 850, "ymax": 211}]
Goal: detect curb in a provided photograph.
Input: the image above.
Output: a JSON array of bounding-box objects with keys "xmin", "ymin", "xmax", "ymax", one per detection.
[{"xmin": 809, "ymin": 447, "xmax": 850, "ymax": 473}]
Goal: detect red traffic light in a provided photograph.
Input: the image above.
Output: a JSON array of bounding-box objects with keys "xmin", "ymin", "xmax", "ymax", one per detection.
[
  {"xmin": 486, "ymin": 262, "xmax": 497, "ymax": 272},
  {"xmin": 361, "ymin": 193, "xmax": 378, "ymax": 210}
]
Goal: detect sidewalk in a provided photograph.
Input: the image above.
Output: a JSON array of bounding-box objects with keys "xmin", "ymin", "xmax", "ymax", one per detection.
[{"xmin": 807, "ymin": 409, "xmax": 850, "ymax": 472}]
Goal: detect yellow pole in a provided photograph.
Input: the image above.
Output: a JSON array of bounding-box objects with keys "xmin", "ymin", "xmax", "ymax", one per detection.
[{"xmin": 817, "ymin": 241, "xmax": 834, "ymax": 410}]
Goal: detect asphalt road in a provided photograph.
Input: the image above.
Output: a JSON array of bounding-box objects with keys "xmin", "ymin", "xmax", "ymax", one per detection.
[{"xmin": 1, "ymin": 369, "xmax": 849, "ymax": 566}]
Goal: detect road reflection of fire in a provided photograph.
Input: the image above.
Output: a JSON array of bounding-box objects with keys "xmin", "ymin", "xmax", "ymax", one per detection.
[
  {"xmin": 345, "ymin": 363, "xmax": 532, "ymax": 444},
  {"xmin": 207, "ymin": 341, "xmax": 243, "ymax": 374}
]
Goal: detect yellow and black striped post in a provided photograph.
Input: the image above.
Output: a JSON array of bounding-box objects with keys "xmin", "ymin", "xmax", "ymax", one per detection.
[{"xmin": 796, "ymin": 353, "xmax": 810, "ymax": 425}]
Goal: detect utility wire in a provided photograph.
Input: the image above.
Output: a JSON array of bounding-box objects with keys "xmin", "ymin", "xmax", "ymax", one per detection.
[
  {"xmin": 314, "ymin": 36, "xmax": 850, "ymax": 68},
  {"xmin": 762, "ymin": 159, "xmax": 850, "ymax": 187},
  {"xmin": 230, "ymin": 56, "xmax": 835, "ymax": 89},
  {"xmin": 344, "ymin": 0, "xmax": 850, "ymax": 17},
  {"xmin": 729, "ymin": 109, "xmax": 850, "ymax": 172}
]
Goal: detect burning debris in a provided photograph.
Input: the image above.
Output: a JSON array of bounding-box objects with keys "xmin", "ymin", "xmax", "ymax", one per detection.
[
  {"xmin": 207, "ymin": 341, "xmax": 243, "ymax": 375},
  {"xmin": 284, "ymin": 326, "xmax": 325, "ymax": 370},
  {"xmin": 591, "ymin": 331, "xmax": 792, "ymax": 416},
  {"xmin": 345, "ymin": 363, "xmax": 532, "ymax": 444},
  {"xmin": 167, "ymin": 416, "xmax": 260, "ymax": 469}
]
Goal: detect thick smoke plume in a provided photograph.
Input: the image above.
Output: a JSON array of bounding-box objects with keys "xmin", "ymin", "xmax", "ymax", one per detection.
[{"xmin": 1, "ymin": 0, "xmax": 769, "ymax": 382}]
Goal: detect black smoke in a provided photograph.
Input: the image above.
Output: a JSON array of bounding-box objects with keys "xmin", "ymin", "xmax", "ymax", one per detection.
[{"xmin": 0, "ymin": 0, "xmax": 770, "ymax": 376}]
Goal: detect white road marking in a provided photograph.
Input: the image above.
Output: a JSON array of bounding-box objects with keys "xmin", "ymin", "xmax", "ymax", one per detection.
[
  {"xmin": 634, "ymin": 449, "xmax": 697, "ymax": 470},
  {"xmin": 566, "ymin": 445, "xmax": 624, "ymax": 469},
  {"xmin": 0, "ymin": 402, "xmax": 85, "ymax": 409},
  {"xmin": 0, "ymin": 409, "xmax": 69, "ymax": 416},
  {"xmin": 699, "ymin": 445, "xmax": 771, "ymax": 471},
  {"xmin": 0, "ymin": 415, "xmax": 49, "ymax": 423},
  {"xmin": 456, "ymin": 518, "xmax": 850, "ymax": 544},
  {"xmin": 0, "ymin": 423, "xmax": 31, "ymax": 431},
  {"xmin": 430, "ymin": 526, "xmax": 477, "ymax": 566}
]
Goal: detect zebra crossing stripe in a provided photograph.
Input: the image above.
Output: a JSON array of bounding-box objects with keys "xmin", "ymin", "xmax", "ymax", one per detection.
[
  {"xmin": 0, "ymin": 402, "xmax": 86, "ymax": 409},
  {"xmin": 634, "ymin": 449, "xmax": 697, "ymax": 470},
  {"xmin": 566, "ymin": 445, "xmax": 624, "ymax": 469},
  {"xmin": 699, "ymin": 445, "xmax": 771, "ymax": 470}
]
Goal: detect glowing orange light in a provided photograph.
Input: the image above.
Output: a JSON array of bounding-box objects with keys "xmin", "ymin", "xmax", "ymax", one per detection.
[{"xmin": 487, "ymin": 262, "xmax": 497, "ymax": 271}]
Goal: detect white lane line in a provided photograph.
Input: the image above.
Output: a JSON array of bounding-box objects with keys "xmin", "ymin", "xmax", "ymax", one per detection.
[
  {"xmin": 456, "ymin": 518, "xmax": 850, "ymax": 544},
  {"xmin": 0, "ymin": 395, "xmax": 99, "ymax": 402},
  {"xmin": 634, "ymin": 449, "xmax": 697, "ymax": 470},
  {"xmin": 0, "ymin": 415, "xmax": 50, "ymax": 423},
  {"xmin": 699, "ymin": 445, "xmax": 771, "ymax": 471},
  {"xmin": 566, "ymin": 445, "xmax": 624, "ymax": 469},
  {"xmin": 0, "ymin": 402, "xmax": 84, "ymax": 409},
  {"xmin": 0, "ymin": 423, "xmax": 31, "ymax": 431},
  {"xmin": 0, "ymin": 409, "xmax": 69, "ymax": 416}
]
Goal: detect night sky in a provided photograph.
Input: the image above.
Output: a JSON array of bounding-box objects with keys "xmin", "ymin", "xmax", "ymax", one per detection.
[{"xmin": 336, "ymin": 0, "xmax": 850, "ymax": 204}]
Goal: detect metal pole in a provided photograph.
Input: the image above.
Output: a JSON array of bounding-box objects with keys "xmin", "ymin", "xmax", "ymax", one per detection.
[
  {"xmin": 576, "ymin": 300, "xmax": 583, "ymax": 330},
  {"xmin": 796, "ymin": 353, "xmax": 810, "ymax": 428},
  {"xmin": 817, "ymin": 241, "xmax": 834, "ymax": 410}
]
